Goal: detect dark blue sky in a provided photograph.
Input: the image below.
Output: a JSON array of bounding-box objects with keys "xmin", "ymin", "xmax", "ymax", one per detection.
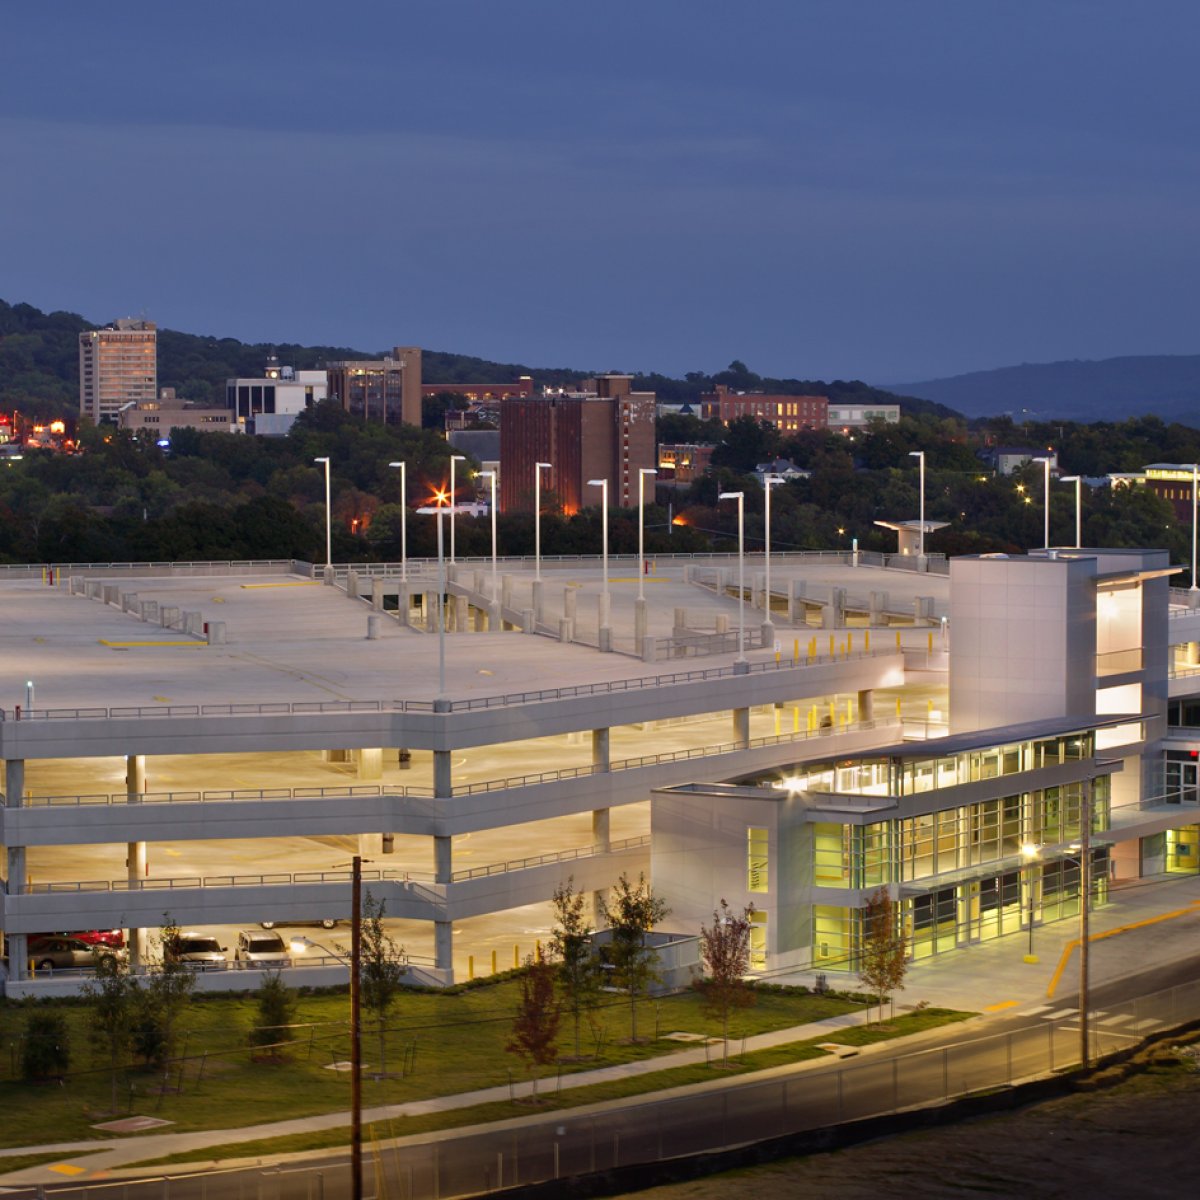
[{"xmin": 4, "ymin": 3, "xmax": 1199, "ymax": 383}]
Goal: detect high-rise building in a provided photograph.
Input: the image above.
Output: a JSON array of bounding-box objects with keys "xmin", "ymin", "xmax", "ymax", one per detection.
[
  {"xmin": 500, "ymin": 374, "xmax": 656, "ymax": 514},
  {"xmin": 78, "ymin": 319, "xmax": 158, "ymax": 423},
  {"xmin": 325, "ymin": 346, "xmax": 422, "ymax": 427}
]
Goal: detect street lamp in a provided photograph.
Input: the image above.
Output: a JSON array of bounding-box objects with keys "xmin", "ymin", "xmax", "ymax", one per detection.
[
  {"xmin": 534, "ymin": 462, "xmax": 552, "ymax": 581},
  {"xmin": 1060, "ymin": 474, "xmax": 1082, "ymax": 550},
  {"xmin": 718, "ymin": 491, "xmax": 746, "ymax": 663},
  {"xmin": 478, "ymin": 470, "xmax": 498, "ymax": 600},
  {"xmin": 908, "ymin": 451, "xmax": 925, "ymax": 561},
  {"xmin": 637, "ymin": 468, "xmax": 657, "ymax": 601},
  {"xmin": 1034, "ymin": 457, "xmax": 1053, "ymax": 549},
  {"xmin": 314, "ymin": 457, "xmax": 332, "ymax": 570},
  {"xmin": 1190, "ymin": 464, "xmax": 1199, "ymax": 592},
  {"xmin": 763, "ymin": 473, "xmax": 783, "ymax": 625},
  {"xmin": 436, "ymin": 503, "xmax": 447, "ymax": 697},
  {"xmin": 289, "ymin": 854, "xmax": 366, "ymax": 1200},
  {"xmin": 449, "ymin": 455, "xmax": 466, "ymax": 564},
  {"xmin": 387, "ymin": 461, "xmax": 407, "ymax": 581},
  {"xmin": 587, "ymin": 478, "xmax": 609, "ymax": 604},
  {"xmin": 1021, "ymin": 842, "xmax": 1040, "ymax": 962}
]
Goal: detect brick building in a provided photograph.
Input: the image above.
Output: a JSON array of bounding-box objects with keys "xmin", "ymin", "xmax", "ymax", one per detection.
[
  {"xmin": 500, "ymin": 375, "xmax": 656, "ymax": 514},
  {"xmin": 699, "ymin": 385, "xmax": 827, "ymax": 434}
]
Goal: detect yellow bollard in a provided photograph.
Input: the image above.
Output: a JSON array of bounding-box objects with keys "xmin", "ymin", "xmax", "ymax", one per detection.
[
  {"xmin": 775, "ymin": 708, "xmax": 781, "ymax": 735},
  {"xmin": 846, "ymin": 701, "xmax": 853, "ymax": 723},
  {"xmin": 896, "ymin": 697, "xmax": 902, "ymax": 719},
  {"xmin": 928, "ymin": 631, "xmax": 934, "ymax": 654},
  {"xmin": 514, "ymin": 944, "xmax": 520, "ymax": 969},
  {"xmin": 793, "ymin": 638, "xmax": 799, "ymax": 663},
  {"xmin": 491, "ymin": 949, "xmax": 498, "ymax": 975},
  {"xmin": 468, "ymin": 955, "xmax": 475, "ymax": 981},
  {"xmin": 809, "ymin": 706, "xmax": 816, "ymax": 732},
  {"xmin": 927, "ymin": 699, "xmax": 934, "ymax": 720},
  {"xmin": 775, "ymin": 649, "xmax": 781, "ymax": 665},
  {"xmin": 896, "ymin": 630, "xmax": 902, "ymax": 650},
  {"xmin": 793, "ymin": 707, "xmax": 800, "ymax": 732},
  {"xmin": 865, "ymin": 630, "xmax": 871, "ymax": 652},
  {"xmin": 828, "ymin": 634, "xmax": 835, "ymax": 657},
  {"xmin": 828, "ymin": 701, "xmax": 836, "ymax": 726},
  {"xmin": 848, "ymin": 632, "xmax": 854, "ymax": 655},
  {"xmin": 536, "ymin": 938, "xmax": 542, "ymax": 960},
  {"xmin": 809, "ymin": 637, "xmax": 817, "ymax": 662}
]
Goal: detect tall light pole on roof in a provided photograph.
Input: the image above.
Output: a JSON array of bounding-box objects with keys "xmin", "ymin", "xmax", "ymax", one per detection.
[
  {"xmin": 449, "ymin": 454, "xmax": 466, "ymax": 564},
  {"xmin": 534, "ymin": 461, "xmax": 552, "ymax": 581},
  {"xmin": 907, "ymin": 451, "xmax": 925, "ymax": 561},
  {"xmin": 587, "ymin": 478, "xmax": 610, "ymax": 603},
  {"xmin": 1060, "ymin": 474, "xmax": 1082, "ymax": 550},
  {"xmin": 1191, "ymin": 464, "xmax": 1199, "ymax": 592},
  {"xmin": 637, "ymin": 468, "xmax": 657, "ymax": 602},
  {"xmin": 764, "ymin": 473, "xmax": 783, "ymax": 624},
  {"xmin": 478, "ymin": 470, "xmax": 498, "ymax": 600},
  {"xmin": 718, "ymin": 490, "xmax": 746, "ymax": 664},
  {"xmin": 1034, "ymin": 457, "xmax": 1053, "ymax": 549},
  {"xmin": 314, "ymin": 456, "xmax": 331, "ymax": 570},
  {"xmin": 387, "ymin": 461, "xmax": 407, "ymax": 580}
]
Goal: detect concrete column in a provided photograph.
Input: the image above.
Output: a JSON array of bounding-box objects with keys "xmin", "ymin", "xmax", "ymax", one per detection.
[
  {"xmin": 502, "ymin": 575, "xmax": 514, "ymax": 610},
  {"xmin": 126, "ymin": 753, "xmax": 145, "ymax": 797},
  {"xmin": 358, "ymin": 748, "xmax": 383, "ymax": 781},
  {"xmin": 732, "ymin": 707, "xmax": 751, "ymax": 749},
  {"xmin": 532, "ymin": 580, "xmax": 545, "ymax": 623},
  {"xmin": 564, "ymin": 588, "xmax": 577, "ymax": 624},
  {"xmin": 598, "ymin": 592, "xmax": 611, "ymax": 630},
  {"xmin": 592, "ymin": 807, "xmax": 611, "ymax": 850},
  {"xmin": 207, "ymin": 621, "xmax": 226, "ymax": 645},
  {"xmin": 371, "ymin": 580, "xmax": 385, "ymax": 611},
  {"xmin": 434, "ymin": 750, "xmax": 452, "ymax": 798},
  {"xmin": 673, "ymin": 607, "xmax": 688, "ymax": 636},
  {"xmin": 127, "ymin": 840, "xmax": 147, "ymax": 967},
  {"xmin": 473, "ymin": 607, "xmax": 486, "ymax": 632},
  {"xmin": 789, "ymin": 580, "xmax": 806, "ymax": 623},
  {"xmin": 434, "ymin": 835, "xmax": 453, "ymax": 884},
  {"xmin": 454, "ymin": 594, "xmax": 469, "ymax": 633},
  {"xmin": 435, "ymin": 920, "xmax": 453, "ymax": 973},
  {"xmin": 857, "ymin": 689, "xmax": 874, "ymax": 723},
  {"xmin": 592, "ymin": 728, "xmax": 611, "ymax": 771},
  {"xmin": 634, "ymin": 597, "xmax": 648, "ymax": 643},
  {"xmin": 715, "ymin": 614, "xmax": 729, "ymax": 634},
  {"xmin": 6, "ymin": 761, "xmax": 26, "ymax": 980},
  {"xmin": 346, "ymin": 570, "xmax": 360, "ymax": 599},
  {"xmin": 753, "ymin": 570, "xmax": 765, "ymax": 612},
  {"xmin": 870, "ymin": 591, "xmax": 888, "ymax": 623}
]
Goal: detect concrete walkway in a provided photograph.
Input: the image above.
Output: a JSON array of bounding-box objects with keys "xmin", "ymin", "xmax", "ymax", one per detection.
[{"xmin": 4, "ymin": 869, "xmax": 1200, "ymax": 1187}]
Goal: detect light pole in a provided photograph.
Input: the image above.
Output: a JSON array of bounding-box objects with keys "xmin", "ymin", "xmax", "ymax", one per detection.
[
  {"xmin": 719, "ymin": 490, "xmax": 746, "ymax": 663},
  {"xmin": 587, "ymin": 478, "xmax": 610, "ymax": 605},
  {"xmin": 1191, "ymin": 464, "xmax": 1199, "ymax": 592},
  {"xmin": 387, "ymin": 461, "xmax": 407, "ymax": 580},
  {"xmin": 479, "ymin": 470, "xmax": 498, "ymax": 599},
  {"xmin": 764, "ymin": 473, "xmax": 783, "ymax": 624},
  {"xmin": 314, "ymin": 456, "xmax": 331, "ymax": 570},
  {"xmin": 908, "ymin": 451, "xmax": 925, "ymax": 561},
  {"xmin": 1021, "ymin": 841, "xmax": 1040, "ymax": 962},
  {"xmin": 449, "ymin": 454, "xmax": 466, "ymax": 564},
  {"xmin": 637, "ymin": 468, "xmax": 657, "ymax": 601},
  {"xmin": 534, "ymin": 462, "xmax": 552, "ymax": 581},
  {"xmin": 289, "ymin": 854, "xmax": 365, "ymax": 1200},
  {"xmin": 1060, "ymin": 474, "xmax": 1082, "ymax": 550},
  {"xmin": 436, "ymin": 503, "xmax": 447, "ymax": 697},
  {"xmin": 1034, "ymin": 457, "xmax": 1052, "ymax": 549}
]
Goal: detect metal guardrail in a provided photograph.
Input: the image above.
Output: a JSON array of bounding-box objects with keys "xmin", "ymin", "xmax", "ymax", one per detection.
[
  {"xmin": 450, "ymin": 836, "xmax": 649, "ymax": 882},
  {"xmin": 21, "ymin": 783, "xmax": 426, "ymax": 808},
  {"xmin": 0, "ymin": 646, "xmax": 899, "ymax": 723}
]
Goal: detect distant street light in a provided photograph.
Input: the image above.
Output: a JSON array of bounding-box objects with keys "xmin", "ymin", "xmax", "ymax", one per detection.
[
  {"xmin": 314, "ymin": 456, "xmax": 331, "ymax": 569},
  {"xmin": 718, "ymin": 490, "xmax": 746, "ymax": 663},
  {"xmin": 387, "ymin": 461, "xmax": 407, "ymax": 580},
  {"xmin": 478, "ymin": 470, "xmax": 498, "ymax": 600},
  {"xmin": 449, "ymin": 455, "xmax": 466, "ymax": 564},
  {"xmin": 637, "ymin": 468, "xmax": 657, "ymax": 601},
  {"xmin": 1060, "ymin": 475, "xmax": 1082, "ymax": 550},
  {"xmin": 908, "ymin": 451, "xmax": 925, "ymax": 561},
  {"xmin": 534, "ymin": 462, "xmax": 552, "ymax": 581}
]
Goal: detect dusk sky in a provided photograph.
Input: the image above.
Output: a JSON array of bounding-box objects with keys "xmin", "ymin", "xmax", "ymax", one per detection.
[{"xmin": 4, "ymin": 3, "xmax": 1199, "ymax": 384}]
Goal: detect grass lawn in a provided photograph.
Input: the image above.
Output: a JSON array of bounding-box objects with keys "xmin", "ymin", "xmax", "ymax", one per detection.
[
  {"xmin": 126, "ymin": 1009, "xmax": 974, "ymax": 1168},
  {"xmin": 0, "ymin": 981, "xmax": 881, "ymax": 1150}
]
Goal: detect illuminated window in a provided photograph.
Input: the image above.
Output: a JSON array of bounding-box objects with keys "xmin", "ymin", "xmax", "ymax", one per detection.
[{"xmin": 748, "ymin": 827, "xmax": 769, "ymax": 893}]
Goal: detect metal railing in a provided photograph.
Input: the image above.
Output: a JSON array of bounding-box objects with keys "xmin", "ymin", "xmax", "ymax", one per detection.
[{"xmin": 450, "ymin": 836, "xmax": 649, "ymax": 882}]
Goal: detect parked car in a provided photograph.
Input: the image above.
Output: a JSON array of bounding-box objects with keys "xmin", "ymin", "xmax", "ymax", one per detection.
[
  {"xmin": 64, "ymin": 928, "xmax": 125, "ymax": 949},
  {"xmin": 234, "ymin": 930, "xmax": 290, "ymax": 966},
  {"xmin": 259, "ymin": 918, "xmax": 337, "ymax": 930},
  {"xmin": 164, "ymin": 933, "xmax": 228, "ymax": 970},
  {"xmin": 27, "ymin": 936, "xmax": 125, "ymax": 972}
]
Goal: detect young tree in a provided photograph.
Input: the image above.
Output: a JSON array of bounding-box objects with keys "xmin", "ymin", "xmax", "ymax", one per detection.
[
  {"xmin": 550, "ymin": 877, "xmax": 603, "ymax": 1059},
  {"xmin": 506, "ymin": 950, "xmax": 561, "ymax": 1100},
  {"xmin": 21, "ymin": 1009, "xmax": 70, "ymax": 1081},
  {"xmin": 83, "ymin": 954, "xmax": 135, "ymax": 1111},
  {"xmin": 859, "ymin": 888, "xmax": 908, "ymax": 1024},
  {"xmin": 249, "ymin": 969, "xmax": 298, "ymax": 1060},
  {"xmin": 358, "ymin": 891, "xmax": 408, "ymax": 1077},
  {"xmin": 138, "ymin": 915, "xmax": 196, "ymax": 1089},
  {"xmin": 602, "ymin": 872, "xmax": 670, "ymax": 1043},
  {"xmin": 696, "ymin": 899, "xmax": 756, "ymax": 1066}
]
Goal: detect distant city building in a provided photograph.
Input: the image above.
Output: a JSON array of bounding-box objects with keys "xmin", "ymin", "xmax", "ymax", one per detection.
[
  {"xmin": 1144, "ymin": 464, "xmax": 1199, "ymax": 523},
  {"xmin": 826, "ymin": 402, "xmax": 900, "ymax": 431},
  {"xmin": 754, "ymin": 458, "xmax": 810, "ymax": 485},
  {"xmin": 79, "ymin": 319, "xmax": 157, "ymax": 423},
  {"xmin": 326, "ymin": 346, "xmax": 422, "ymax": 426},
  {"xmin": 448, "ymin": 430, "xmax": 501, "ymax": 502},
  {"xmin": 978, "ymin": 446, "xmax": 1058, "ymax": 476},
  {"xmin": 500, "ymin": 374, "xmax": 656, "ymax": 514},
  {"xmin": 658, "ymin": 443, "xmax": 715, "ymax": 484},
  {"xmin": 700, "ymin": 385, "xmax": 827, "ymax": 434},
  {"xmin": 118, "ymin": 388, "xmax": 236, "ymax": 437},
  {"xmin": 421, "ymin": 377, "xmax": 532, "ymax": 403},
  {"xmin": 226, "ymin": 353, "xmax": 327, "ymax": 436}
]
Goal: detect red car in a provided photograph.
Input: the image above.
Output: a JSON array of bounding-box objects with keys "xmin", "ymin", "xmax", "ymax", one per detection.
[{"xmin": 62, "ymin": 929, "xmax": 125, "ymax": 949}]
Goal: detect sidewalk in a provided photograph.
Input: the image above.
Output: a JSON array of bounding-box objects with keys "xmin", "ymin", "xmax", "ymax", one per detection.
[{"xmin": 4, "ymin": 870, "xmax": 1200, "ymax": 1187}]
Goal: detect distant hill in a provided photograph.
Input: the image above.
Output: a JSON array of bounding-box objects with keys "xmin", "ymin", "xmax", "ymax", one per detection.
[
  {"xmin": 891, "ymin": 355, "xmax": 1200, "ymax": 424},
  {"xmin": 0, "ymin": 297, "xmax": 936, "ymax": 422}
]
